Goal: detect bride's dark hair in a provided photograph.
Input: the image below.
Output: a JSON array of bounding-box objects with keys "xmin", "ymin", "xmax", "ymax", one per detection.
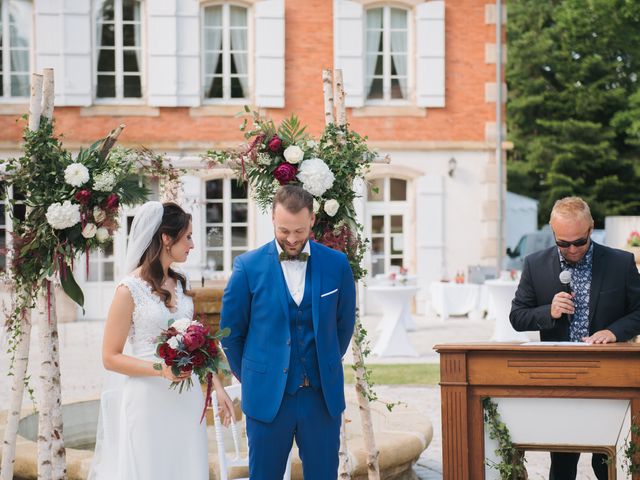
[{"xmin": 138, "ymin": 202, "xmax": 194, "ymax": 307}]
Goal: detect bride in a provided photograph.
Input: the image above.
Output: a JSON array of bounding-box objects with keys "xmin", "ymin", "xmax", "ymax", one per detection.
[{"xmin": 90, "ymin": 201, "xmax": 235, "ymax": 479}]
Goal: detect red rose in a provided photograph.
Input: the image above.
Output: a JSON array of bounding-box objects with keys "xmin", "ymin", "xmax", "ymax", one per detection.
[
  {"xmin": 183, "ymin": 329, "xmax": 206, "ymax": 352},
  {"xmin": 268, "ymin": 135, "xmax": 282, "ymax": 153},
  {"xmin": 157, "ymin": 342, "xmax": 178, "ymax": 364},
  {"xmin": 273, "ymin": 163, "xmax": 297, "ymax": 185},
  {"xmin": 191, "ymin": 351, "xmax": 206, "ymax": 368},
  {"xmin": 75, "ymin": 189, "xmax": 91, "ymax": 205},
  {"xmin": 104, "ymin": 193, "xmax": 119, "ymax": 211},
  {"xmin": 206, "ymin": 338, "xmax": 218, "ymax": 357}
]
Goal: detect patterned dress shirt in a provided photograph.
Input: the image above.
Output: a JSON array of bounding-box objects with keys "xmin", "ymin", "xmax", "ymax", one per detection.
[{"xmin": 558, "ymin": 243, "xmax": 594, "ymax": 342}]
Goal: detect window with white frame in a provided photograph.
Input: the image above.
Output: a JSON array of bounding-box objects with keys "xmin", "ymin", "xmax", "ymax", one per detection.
[
  {"xmin": 95, "ymin": 0, "xmax": 142, "ymax": 100},
  {"xmin": 366, "ymin": 177, "xmax": 408, "ymax": 276},
  {"xmin": 0, "ymin": 0, "xmax": 31, "ymax": 99},
  {"xmin": 204, "ymin": 177, "xmax": 249, "ymax": 273},
  {"xmin": 202, "ymin": 3, "xmax": 249, "ymax": 102},
  {"xmin": 87, "ymin": 243, "xmax": 115, "ymax": 282},
  {"xmin": 365, "ymin": 6, "xmax": 408, "ymax": 102}
]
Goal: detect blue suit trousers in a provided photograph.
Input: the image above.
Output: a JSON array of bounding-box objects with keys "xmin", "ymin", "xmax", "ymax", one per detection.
[{"xmin": 246, "ymin": 387, "xmax": 341, "ymax": 480}]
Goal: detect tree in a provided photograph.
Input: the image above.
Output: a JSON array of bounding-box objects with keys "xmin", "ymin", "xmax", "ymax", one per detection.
[{"xmin": 507, "ymin": 0, "xmax": 640, "ymax": 227}]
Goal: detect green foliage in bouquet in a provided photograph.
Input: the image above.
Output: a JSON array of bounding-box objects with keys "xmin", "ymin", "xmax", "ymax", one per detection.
[
  {"xmin": 3, "ymin": 118, "xmax": 179, "ymax": 374},
  {"xmin": 205, "ymin": 106, "xmax": 375, "ymax": 280}
]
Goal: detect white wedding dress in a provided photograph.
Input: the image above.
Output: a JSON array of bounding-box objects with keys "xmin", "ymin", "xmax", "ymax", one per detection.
[{"xmin": 89, "ymin": 275, "xmax": 209, "ymax": 479}]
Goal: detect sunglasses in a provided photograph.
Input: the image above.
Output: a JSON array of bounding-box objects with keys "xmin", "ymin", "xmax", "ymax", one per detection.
[{"xmin": 555, "ymin": 229, "xmax": 591, "ymax": 248}]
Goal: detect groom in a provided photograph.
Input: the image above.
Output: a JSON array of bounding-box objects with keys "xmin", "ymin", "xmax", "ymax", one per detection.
[{"xmin": 221, "ymin": 185, "xmax": 356, "ymax": 479}]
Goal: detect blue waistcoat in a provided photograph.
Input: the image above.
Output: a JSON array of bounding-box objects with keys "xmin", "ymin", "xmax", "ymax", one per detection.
[{"xmin": 284, "ymin": 263, "xmax": 320, "ymax": 394}]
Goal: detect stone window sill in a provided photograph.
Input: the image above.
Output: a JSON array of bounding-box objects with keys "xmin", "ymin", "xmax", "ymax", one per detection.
[
  {"xmin": 189, "ymin": 105, "xmax": 247, "ymax": 117},
  {"xmin": 0, "ymin": 103, "xmax": 28, "ymax": 115},
  {"xmin": 80, "ymin": 105, "xmax": 160, "ymax": 117},
  {"xmin": 351, "ymin": 105, "xmax": 427, "ymax": 118}
]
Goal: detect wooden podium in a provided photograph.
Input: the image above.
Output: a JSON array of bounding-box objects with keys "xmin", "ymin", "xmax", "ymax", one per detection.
[{"xmin": 435, "ymin": 343, "xmax": 640, "ymax": 479}]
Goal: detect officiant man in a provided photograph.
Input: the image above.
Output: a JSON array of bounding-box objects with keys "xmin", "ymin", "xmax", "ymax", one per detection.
[
  {"xmin": 510, "ymin": 196, "xmax": 640, "ymax": 479},
  {"xmin": 221, "ymin": 185, "xmax": 356, "ymax": 480}
]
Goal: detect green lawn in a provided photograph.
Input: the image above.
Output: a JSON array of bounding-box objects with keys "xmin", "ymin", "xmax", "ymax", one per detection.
[{"xmin": 343, "ymin": 363, "xmax": 440, "ymax": 385}]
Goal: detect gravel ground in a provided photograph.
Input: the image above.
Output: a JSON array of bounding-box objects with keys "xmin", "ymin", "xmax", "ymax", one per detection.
[{"xmin": 0, "ymin": 314, "xmax": 599, "ymax": 479}]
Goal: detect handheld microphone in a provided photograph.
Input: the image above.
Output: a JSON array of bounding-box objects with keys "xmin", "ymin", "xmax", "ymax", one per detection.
[{"xmin": 559, "ymin": 270, "xmax": 573, "ymax": 323}]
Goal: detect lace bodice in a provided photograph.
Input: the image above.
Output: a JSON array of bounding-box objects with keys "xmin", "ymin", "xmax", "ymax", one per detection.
[{"xmin": 119, "ymin": 274, "xmax": 194, "ymax": 358}]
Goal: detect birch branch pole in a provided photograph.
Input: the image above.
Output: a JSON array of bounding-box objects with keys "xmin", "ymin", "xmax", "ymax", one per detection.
[
  {"xmin": 324, "ymin": 68, "xmax": 381, "ymax": 480},
  {"xmin": 0, "ymin": 72, "xmax": 43, "ymax": 480},
  {"xmin": 41, "ymin": 67, "xmax": 67, "ymax": 480}
]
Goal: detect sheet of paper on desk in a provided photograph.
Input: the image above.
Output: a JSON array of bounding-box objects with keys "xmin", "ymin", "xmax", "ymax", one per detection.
[{"xmin": 520, "ymin": 341, "xmax": 592, "ymax": 346}]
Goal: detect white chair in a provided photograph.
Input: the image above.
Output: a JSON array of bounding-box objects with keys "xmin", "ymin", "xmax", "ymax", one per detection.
[{"xmin": 212, "ymin": 383, "xmax": 292, "ymax": 480}]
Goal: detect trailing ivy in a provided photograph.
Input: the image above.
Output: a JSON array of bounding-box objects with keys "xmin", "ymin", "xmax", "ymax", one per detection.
[{"xmin": 482, "ymin": 397, "xmax": 527, "ymax": 479}]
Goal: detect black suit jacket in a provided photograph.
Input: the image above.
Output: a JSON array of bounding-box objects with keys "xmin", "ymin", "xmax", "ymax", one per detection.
[{"xmin": 510, "ymin": 242, "xmax": 640, "ymax": 341}]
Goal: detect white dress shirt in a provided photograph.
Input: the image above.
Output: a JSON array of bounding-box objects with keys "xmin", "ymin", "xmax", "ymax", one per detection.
[{"xmin": 275, "ymin": 240, "xmax": 311, "ymax": 306}]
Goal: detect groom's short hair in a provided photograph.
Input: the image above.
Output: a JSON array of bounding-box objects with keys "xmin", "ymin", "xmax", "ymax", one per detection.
[{"xmin": 273, "ymin": 185, "xmax": 314, "ymax": 214}]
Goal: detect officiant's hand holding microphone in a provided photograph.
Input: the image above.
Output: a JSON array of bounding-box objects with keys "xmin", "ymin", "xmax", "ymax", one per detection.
[
  {"xmin": 553, "ymin": 270, "xmax": 616, "ymax": 344},
  {"xmin": 550, "ymin": 270, "xmax": 575, "ymax": 320}
]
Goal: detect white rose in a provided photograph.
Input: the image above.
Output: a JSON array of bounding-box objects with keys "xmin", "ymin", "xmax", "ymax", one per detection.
[
  {"xmin": 324, "ymin": 199, "xmax": 340, "ymax": 217},
  {"xmin": 93, "ymin": 171, "xmax": 116, "ymax": 192},
  {"xmin": 283, "ymin": 145, "xmax": 304, "ymax": 164},
  {"xmin": 95, "ymin": 227, "xmax": 110, "ymax": 243},
  {"xmin": 82, "ymin": 223, "xmax": 97, "ymax": 239},
  {"xmin": 93, "ymin": 207, "xmax": 106, "ymax": 223},
  {"xmin": 64, "ymin": 163, "xmax": 89, "ymax": 187},
  {"xmin": 167, "ymin": 336, "xmax": 180, "ymax": 349},
  {"xmin": 313, "ymin": 199, "xmax": 320, "ymax": 214},
  {"xmin": 296, "ymin": 158, "xmax": 335, "ymax": 197},
  {"xmin": 171, "ymin": 318, "xmax": 193, "ymax": 333},
  {"xmin": 45, "ymin": 201, "xmax": 81, "ymax": 230}
]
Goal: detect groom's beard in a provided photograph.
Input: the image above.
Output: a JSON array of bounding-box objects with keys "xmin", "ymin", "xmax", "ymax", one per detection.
[{"xmin": 277, "ymin": 237, "xmax": 309, "ymax": 257}]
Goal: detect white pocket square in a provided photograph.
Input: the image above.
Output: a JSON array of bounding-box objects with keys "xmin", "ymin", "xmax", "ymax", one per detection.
[{"xmin": 320, "ymin": 288, "xmax": 338, "ymax": 298}]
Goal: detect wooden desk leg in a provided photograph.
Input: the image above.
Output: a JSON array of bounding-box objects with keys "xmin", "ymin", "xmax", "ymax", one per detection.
[
  {"xmin": 440, "ymin": 353, "xmax": 470, "ymax": 479},
  {"xmin": 469, "ymin": 393, "xmax": 487, "ymax": 479}
]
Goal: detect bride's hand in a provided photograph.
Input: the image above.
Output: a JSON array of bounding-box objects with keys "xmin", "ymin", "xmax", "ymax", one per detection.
[
  {"xmin": 160, "ymin": 364, "xmax": 191, "ymax": 382},
  {"xmin": 216, "ymin": 389, "xmax": 236, "ymax": 427}
]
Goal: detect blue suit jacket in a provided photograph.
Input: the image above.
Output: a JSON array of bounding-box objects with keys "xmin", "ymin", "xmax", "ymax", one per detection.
[{"xmin": 220, "ymin": 240, "xmax": 356, "ymax": 423}]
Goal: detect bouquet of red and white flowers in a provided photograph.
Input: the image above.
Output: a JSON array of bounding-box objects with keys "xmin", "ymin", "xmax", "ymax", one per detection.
[{"xmin": 155, "ymin": 317, "xmax": 229, "ymax": 421}]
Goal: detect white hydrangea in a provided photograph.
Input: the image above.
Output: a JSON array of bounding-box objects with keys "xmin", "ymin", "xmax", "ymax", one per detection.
[
  {"xmin": 93, "ymin": 171, "xmax": 116, "ymax": 192},
  {"xmin": 46, "ymin": 201, "xmax": 81, "ymax": 230},
  {"xmin": 64, "ymin": 163, "xmax": 89, "ymax": 187},
  {"xmin": 96, "ymin": 227, "xmax": 110, "ymax": 243},
  {"xmin": 172, "ymin": 318, "xmax": 197, "ymax": 333},
  {"xmin": 257, "ymin": 152, "xmax": 272, "ymax": 166},
  {"xmin": 82, "ymin": 223, "xmax": 97, "ymax": 239},
  {"xmin": 296, "ymin": 158, "xmax": 335, "ymax": 197},
  {"xmin": 283, "ymin": 145, "xmax": 304, "ymax": 164},
  {"xmin": 324, "ymin": 199, "xmax": 340, "ymax": 217}
]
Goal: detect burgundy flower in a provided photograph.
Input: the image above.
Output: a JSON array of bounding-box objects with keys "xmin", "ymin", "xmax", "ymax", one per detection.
[
  {"xmin": 165, "ymin": 327, "xmax": 179, "ymax": 338},
  {"xmin": 104, "ymin": 193, "xmax": 119, "ymax": 211},
  {"xmin": 273, "ymin": 163, "xmax": 298, "ymax": 185},
  {"xmin": 206, "ymin": 338, "xmax": 218, "ymax": 357},
  {"xmin": 75, "ymin": 189, "xmax": 91, "ymax": 205},
  {"xmin": 268, "ymin": 135, "xmax": 282, "ymax": 153},
  {"xmin": 191, "ymin": 351, "xmax": 206, "ymax": 368},
  {"xmin": 183, "ymin": 327, "xmax": 206, "ymax": 352},
  {"xmin": 157, "ymin": 343, "xmax": 178, "ymax": 364}
]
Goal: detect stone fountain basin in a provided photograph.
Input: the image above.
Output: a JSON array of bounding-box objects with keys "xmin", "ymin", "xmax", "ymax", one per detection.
[{"xmin": 2, "ymin": 389, "xmax": 432, "ymax": 479}]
